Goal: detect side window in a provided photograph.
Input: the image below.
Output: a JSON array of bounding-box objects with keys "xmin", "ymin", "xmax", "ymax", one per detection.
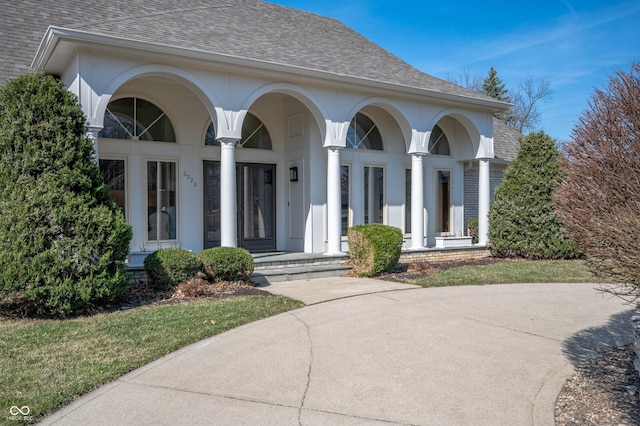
[
  {"xmin": 147, "ymin": 161, "xmax": 177, "ymax": 241},
  {"xmin": 99, "ymin": 159, "xmax": 126, "ymax": 214}
]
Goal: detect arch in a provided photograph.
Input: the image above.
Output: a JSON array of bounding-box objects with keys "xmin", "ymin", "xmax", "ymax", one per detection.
[
  {"xmin": 94, "ymin": 64, "xmax": 221, "ymax": 135},
  {"xmin": 345, "ymin": 97, "xmax": 413, "ymax": 152},
  {"xmin": 240, "ymin": 82, "xmax": 330, "ymax": 144},
  {"xmin": 427, "ymin": 109, "xmax": 484, "ymax": 159}
]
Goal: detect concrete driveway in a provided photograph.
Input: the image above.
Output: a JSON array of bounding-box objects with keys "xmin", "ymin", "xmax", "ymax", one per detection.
[{"xmin": 41, "ymin": 279, "xmax": 634, "ymax": 425}]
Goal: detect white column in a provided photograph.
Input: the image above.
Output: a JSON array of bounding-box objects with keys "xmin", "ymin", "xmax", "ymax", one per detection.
[
  {"xmin": 478, "ymin": 159, "xmax": 491, "ymax": 246},
  {"xmin": 219, "ymin": 138, "xmax": 239, "ymax": 247},
  {"xmin": 326, "ymin": 147, "xmax": 343, "ymax": 255},
  {"xmin": 411, "ymin": 154, "xmax": 425, "ymax": 249},
  {"xmin": 86, "ymin": 126, "xmax": 102, "ymax": 163}
]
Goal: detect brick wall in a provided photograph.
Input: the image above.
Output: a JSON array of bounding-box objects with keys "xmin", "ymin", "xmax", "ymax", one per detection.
[
  {"xmin": 463, "ymin": 165, "xmax": 506, "ymax": 231},
  {"xmin": 399, "ymin": 246, "xmax": 491, "ymax": 264}
]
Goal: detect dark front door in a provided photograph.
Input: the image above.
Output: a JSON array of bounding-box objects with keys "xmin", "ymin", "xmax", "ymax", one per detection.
[{"xmin": 203, "ymin": 161, "xmax": 276, "ymax": 252}]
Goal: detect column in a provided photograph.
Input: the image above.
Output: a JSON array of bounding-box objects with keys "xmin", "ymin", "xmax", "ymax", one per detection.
[
  {"xmin": 411, "ymin": 153, "xmax": 425, "ymax": 249},
  {"xmin": 478, "ymin": 159, "xmax": 490, "ymax": 246},
  {"xmin": 86, "ymin": 126, "xmax": 102, "ymax": 163},
  {"xmin": 219, "ymin": 138, "xmax": 239, "ymax": 247},
  {"xmin": 326, "ymin": 147, "xmax": 343, "ymax": 255}
]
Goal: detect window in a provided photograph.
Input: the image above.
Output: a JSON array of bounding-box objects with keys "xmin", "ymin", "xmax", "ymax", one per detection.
[
  {"xmin": 99, "ymin": 159, "xmax": 126, "ymax": 213},
  {"xmin": 429, "ymin": 125, "xmax": 450, "ymax": 155},
  {"xmin": 204, "ymin": 112, "xmax": 272, "ymax": 149},
  {"xmin": 364, "ymin": 166, "xmax": 384, "ymax": 224},
  {"xmin": 346, "ymin": 113, "xmax": 383, "ymax": 150},
  {"xmin": 147, "ymin": 161, "xmax": 177, "ymax": 241},
  {"xmin": 405, "ymin": 169, "xmax": 411, "ymax": 234},
  {"xmin": 341, "ymin": 165, "xmax": 350, "ymax": 236},
  {"xmin": 100, "ymin": 97, "xmax": 176, "ymax": 142}
]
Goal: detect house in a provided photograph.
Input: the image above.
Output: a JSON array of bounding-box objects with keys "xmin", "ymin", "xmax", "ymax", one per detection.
[{"xmin": 0, "ymin": 0, "xmax": 518, "ymax": 265}]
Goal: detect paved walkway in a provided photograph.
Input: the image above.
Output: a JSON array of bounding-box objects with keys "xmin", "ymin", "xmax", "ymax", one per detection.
[{"xmin": 41, "ymin": 278, "xmax": 634, "ymax": 425}]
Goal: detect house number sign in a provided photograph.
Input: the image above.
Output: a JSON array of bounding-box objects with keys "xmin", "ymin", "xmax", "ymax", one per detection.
[{"xmin": 183, "ymin": 170, "xmax": 198, "ymax": 187}]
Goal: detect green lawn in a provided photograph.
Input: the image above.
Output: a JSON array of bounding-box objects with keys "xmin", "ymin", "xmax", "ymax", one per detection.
[
  {"xmin": 0, "ymin": 296, "xmax": 303, "ymax": 425},
  {"xmin": 408, "ymin": 259, "xmax": 598, "ymax": 287}
]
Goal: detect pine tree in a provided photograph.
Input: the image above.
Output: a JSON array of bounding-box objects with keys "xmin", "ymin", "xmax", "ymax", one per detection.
[
  {"xmin": 0, "ymin": 73, "xmax": 132, "ymax": 317},
  {"xmin": 481, "ymin": 67, "xmax": 513, "ymax": 122},
  {"xmin": 481, "ymin": 66, "xmax": 510, "ymax": 102},
  {"xmin": 488, "ymin": 131, "xmax": 580, "ymax": 259}
]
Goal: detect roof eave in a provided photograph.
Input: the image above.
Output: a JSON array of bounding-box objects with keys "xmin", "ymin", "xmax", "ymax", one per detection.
[{"xmin": 33, "ymin": 27, "xmax": 510, "ymax": 111}]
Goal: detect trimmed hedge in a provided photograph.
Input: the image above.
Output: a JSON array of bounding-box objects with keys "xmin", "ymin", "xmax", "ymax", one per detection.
[
  {"xmin": 197, "ymin": 247, "xmax": 254, "ymax": 283},
  {"xmin": 144, "ymin": 248, "xmax": 202, "ymax": 289},
  {"xmin": 348, "ymin": 224, "xmax": 403, "ymax": 277}
]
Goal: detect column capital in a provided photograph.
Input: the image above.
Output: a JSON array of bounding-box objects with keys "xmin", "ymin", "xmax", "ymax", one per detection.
[{"xmin": 217, "ymin": 137, "xmax": 240, "ymax": 147}]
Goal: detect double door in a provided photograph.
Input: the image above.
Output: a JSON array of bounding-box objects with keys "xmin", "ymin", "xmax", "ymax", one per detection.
[{"xmin": 204, "ymin": 161, "xmax": 276, "ymax": 252}]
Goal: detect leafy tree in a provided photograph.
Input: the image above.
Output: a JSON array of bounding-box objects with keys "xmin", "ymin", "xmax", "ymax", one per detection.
[
  {"xmin": 0, "ymin": 73, "xmax": 132, "ymax": 317},
  {"xmin": 556, "ymin": 62, "xmax": 640, "ymax": 301},
  {"xmin": 489, "ymin": 131, "xmax": 581, "ymax": 259}
]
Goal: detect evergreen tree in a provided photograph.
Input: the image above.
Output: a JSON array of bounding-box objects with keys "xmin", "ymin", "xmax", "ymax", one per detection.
[
  {"xmin": 488, "ymin": 131, "xmax": 580, "ymax": 259},
  {"xmin": 481, "ymin": 66, "xmax": 513, "ymax": 122},
  {"xmin": 0, "ymin": 73, "xmax": 132, "ymax": 317},
  {"xmin": 481, "ymin": 66, "xmax": 510, "ymax": 102}
]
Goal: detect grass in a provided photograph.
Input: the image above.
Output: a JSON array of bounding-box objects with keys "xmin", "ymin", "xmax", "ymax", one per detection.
[
  {"xmin": 408, "ymin": 259, "xmax": 598, "ymax": 288},
  {"xmin": 0, "ymin": 296, "xmax": 303, "ymax": 425}
]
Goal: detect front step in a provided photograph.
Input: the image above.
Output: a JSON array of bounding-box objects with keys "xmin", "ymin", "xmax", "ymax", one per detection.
[{"xmin": 251, "ymin": 253, "xmax": 351, "ymax": 285}]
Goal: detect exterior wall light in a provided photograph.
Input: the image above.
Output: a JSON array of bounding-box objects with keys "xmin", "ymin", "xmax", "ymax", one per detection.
[{"xmin": 289, "ymin": 166, "xmax": 298, "ymax": 182}]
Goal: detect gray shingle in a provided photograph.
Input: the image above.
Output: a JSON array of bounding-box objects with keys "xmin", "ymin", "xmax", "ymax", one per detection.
[
  {"xmin": 493, "ymin": 117, "xmax": 521, "ymax": 161},
  {"xmin": 0, "ymin": 0, "xmax": 500, "ymax": 105}
]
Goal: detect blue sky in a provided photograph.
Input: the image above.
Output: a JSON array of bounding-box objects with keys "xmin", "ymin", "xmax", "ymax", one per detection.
[{"xmin": 269, "ymin": 0, "xmax": 640, "ymax": 143}]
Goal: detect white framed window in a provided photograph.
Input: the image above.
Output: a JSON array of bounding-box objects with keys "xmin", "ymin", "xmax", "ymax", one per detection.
[
  {"xmin": 340, "ymin": 164, "xmax": 351, "ymax": 236},
  {"xmin": 364, "ymin": 165, "xmax": 385, "ymax": 224},
  {"xmin": 100, "ymin": 97, "xmax": 176, "ymax": 142},
  {"xmin": 146, "ymin": 160, "xmax": 178, "ymax": 241},
  {"xmin": 99, "ymin": 158, "xmax": 127, "ymax": 218},
  {"xmin": 404, "ymin": 168, "xmax": 411, "ymax": 235}
]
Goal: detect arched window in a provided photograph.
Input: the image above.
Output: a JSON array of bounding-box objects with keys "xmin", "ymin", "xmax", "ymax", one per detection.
[
  {"xmin": 204, "ymin": 112, "xmax": 272, "ymax": 149},
  {"xmin": 346, "ymin": 113, "xmax": 383, "ymax": 150},
  {"xmin": 99, "ymin": 97, "xmax": 176, "ymax": 142},
  {"xmin": 428, "ymin": 125, "xmax": 450, "ymax": 155}
]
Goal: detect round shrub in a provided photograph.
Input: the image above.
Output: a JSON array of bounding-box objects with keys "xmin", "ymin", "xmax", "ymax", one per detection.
[
  {"xmin": 144, "ymin": 248, "xmax": 202, "ymax": 289},
  {"xmin": 348, "ymin": 224, "xmax": 403, "ymax": 277},
  {"xmin": 197, "ymin": 247, "xmax": 254, "ymax": 283}
]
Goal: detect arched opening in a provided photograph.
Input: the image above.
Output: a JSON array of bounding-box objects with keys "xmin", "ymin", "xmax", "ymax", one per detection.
[{"xmin": 203, "ymin": 112, "xmax": 275, "ymax": 251}]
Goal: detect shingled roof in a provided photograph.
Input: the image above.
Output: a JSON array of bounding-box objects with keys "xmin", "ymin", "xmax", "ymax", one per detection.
[
  {"xmin": 492, "ymin": 117, "xmax": 522, "ymax": 161},
  {"xmin": 0, "ymin": 0, "xmax": 503, "ymax": 106}
]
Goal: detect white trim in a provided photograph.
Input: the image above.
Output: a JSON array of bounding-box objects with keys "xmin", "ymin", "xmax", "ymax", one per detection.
[{"xmin": 33, "ymin": 26, "xmax": 511, "ymax": 111}]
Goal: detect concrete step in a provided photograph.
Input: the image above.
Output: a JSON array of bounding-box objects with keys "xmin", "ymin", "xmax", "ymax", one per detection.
[
  {"xmin": 252, "ymin": 264, "xmax": 352, "ymax": 285},
  {"xmin": 251, "ymin": 252, "xmax": 351, "ymax": 285}
]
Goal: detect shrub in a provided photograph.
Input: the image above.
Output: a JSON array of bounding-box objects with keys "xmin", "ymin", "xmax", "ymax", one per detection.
[
  {"xmin": 0, "ymin": 73, "xmax": 132, "ymax": 317},
  {"xmin": 197, "ymin": 247, "xmax": 254, "ymax": 283},
  {"xmin": 348, "ymin": 224, "xmax": 403, "ymax": 277},
  {"xmin": 556, "ymin": 62, "xmax": 640, "ymax": 300},
  {"xmin": 488, "ymin": 131, "xmax": 581, "ymax": 259},
  {"xmin": 144, "ymin": 248, "xmax": 202, "ymax": 289}
]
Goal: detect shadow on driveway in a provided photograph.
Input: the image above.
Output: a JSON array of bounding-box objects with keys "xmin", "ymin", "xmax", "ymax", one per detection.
[{"xmin": 562, "ymin": 308, "xmax": 636, "ymax": 368}]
